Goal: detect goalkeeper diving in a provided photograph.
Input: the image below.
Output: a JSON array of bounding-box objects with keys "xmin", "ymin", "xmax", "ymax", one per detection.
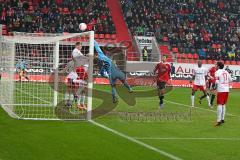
[{"xmin": 94, "ymin": 40, "xmax": 133, "ymax": 103}]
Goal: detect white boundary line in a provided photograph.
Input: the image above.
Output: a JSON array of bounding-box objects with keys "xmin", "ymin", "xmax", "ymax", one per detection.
[
  {"xmin": 90, "ymin": 120, "xmax": 182, "ymax": 160},
  {"xmin": 134, "ymin": 137, "xmax": 240, "ymax": 140},
  {"xmin": 164, "ymin": 100, "xmax": 240, "ymax": 117},
  {"xmin": 138, "ymin": 97, "xmax": 239, "ymax": 117}
]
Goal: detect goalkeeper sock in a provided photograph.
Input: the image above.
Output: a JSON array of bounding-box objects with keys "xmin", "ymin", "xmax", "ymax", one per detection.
[
  {"xmin": 123, "ymin": 81, "xmax": 131, "ymax": 91},
  {"xmin": 111, "ymin": 85, "xmax": 117, "ymax": 100}
]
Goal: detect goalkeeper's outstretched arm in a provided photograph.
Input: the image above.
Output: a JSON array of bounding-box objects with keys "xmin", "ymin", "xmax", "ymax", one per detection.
[{"xmin": 94, "ymin": 40, "xmax": 112, "ymax": 62}]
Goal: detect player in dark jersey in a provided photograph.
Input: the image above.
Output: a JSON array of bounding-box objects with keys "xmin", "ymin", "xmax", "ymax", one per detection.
[
  {"xmin": 207, "ymin": 63, "xmax": 217, "ymax": 106},
  {"xmin": 153, "ymin": 56, "xmax": 171, "ymax": 108}
]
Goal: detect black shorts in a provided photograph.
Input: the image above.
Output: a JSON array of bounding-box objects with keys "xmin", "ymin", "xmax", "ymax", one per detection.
[{"xmin": 157, "ymin": 81, "xmax": 166, "ymax": 90}]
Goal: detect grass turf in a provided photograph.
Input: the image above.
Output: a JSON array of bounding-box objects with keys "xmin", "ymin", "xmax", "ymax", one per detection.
[{"xmin": 1, "ymin": 84, "xmax": 240, "ymax": 160}]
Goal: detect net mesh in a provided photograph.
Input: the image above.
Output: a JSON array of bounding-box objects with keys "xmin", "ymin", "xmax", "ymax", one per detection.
[{"xmin": 0, "ymin": 32, "xmax": 94, "ymax": 120}]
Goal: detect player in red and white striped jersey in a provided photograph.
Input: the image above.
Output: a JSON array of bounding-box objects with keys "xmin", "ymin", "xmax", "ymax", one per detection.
[{"xmin": 214, "ymin": 61, "xmax": 232, "ymax": 126}]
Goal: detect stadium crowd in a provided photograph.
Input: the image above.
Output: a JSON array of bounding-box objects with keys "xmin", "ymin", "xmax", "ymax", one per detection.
[
  {"xmin": 122, "ymin": 0, "xmax": 240, "ymax": 61},
  {"xmin": 0, "ymin": 0, "xmax": 116, "ymax": 34}
]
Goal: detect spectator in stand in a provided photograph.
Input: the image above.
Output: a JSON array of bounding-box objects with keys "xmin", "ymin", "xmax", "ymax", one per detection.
[
  {"xmin": 142, "ymin": 46, "xmax": 149, "ymax": 61},
  {"xmin": 198, "ymin": 48, "xmax": 206, "ymax": 60},
  {"xmin": 0, "ymin": 0, "xmax": 116, "ymax": 34},
  {"xmin": 121, "ymin": 0, "xmax": 240, "ymax": 62}
]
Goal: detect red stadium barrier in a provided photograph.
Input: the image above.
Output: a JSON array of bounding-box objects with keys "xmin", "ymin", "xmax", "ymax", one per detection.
[{"xmin": 4, "ymin": 74, "xmax": 239, "ymax": 89}]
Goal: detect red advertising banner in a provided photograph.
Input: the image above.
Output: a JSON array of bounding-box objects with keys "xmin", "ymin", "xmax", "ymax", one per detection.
[{"xmin": 2, "ymin": 74, "xmax": 239, "ymax": 89}]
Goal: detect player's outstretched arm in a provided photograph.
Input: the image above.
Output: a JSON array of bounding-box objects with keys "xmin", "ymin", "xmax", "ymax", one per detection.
[{"xmin": 94, "ymin": 40, "xmax": 105, "ymax": 59}]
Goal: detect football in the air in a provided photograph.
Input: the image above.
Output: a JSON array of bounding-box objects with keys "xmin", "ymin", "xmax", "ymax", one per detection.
[{"xmin": 79, "ymin": 23, "xmax": 87, "ymax": 31}]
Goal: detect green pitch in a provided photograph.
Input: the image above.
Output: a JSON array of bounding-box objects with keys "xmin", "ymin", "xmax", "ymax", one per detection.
[{"xmin": 1, "ymin": 84, "xmax": 240, "ymax": 160}]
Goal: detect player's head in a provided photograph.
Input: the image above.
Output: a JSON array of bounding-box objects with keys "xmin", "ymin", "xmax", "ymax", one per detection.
[
  {"xmin": 197, "ymin": 60, "xmax": 202, "ymax": 67},
  {"xmin": 162, "ymin": 56, "xmax": 167, "ymax": 63},
  {"xmin": 75, "ymin": 42, "xmax": 82, "ymax": 50},
  {"xmin": 216, "ymin": 61, "xmax": 224, "ymax": 70}
]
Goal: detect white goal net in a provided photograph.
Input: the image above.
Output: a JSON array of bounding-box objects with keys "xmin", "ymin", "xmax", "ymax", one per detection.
[{"xmin": 0, "ymin": 31, "xmax": 94, "ymax": 120}]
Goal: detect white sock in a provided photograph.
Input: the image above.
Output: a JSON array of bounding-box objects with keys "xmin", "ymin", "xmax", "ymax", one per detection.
[
  {"xmin": 65, "ymin": 93, "xmax": 69, "ymax": 101},
  {"xmin": 206, "ymin": 95, "xmax": 211, "ymax": 106},
  {"xmin": 222, "ymin": 105, "xmax": 226, "ymax": 121},
  {"xmin": 191, "ymin": 95, "xmax": 195, "ymax": 106},
  {"xmin": 217, "ymin": 105, "xmax": 223, "ymax": 122},
  {"xmin": 77, "ymin": 95, "xmax": 81, "ymax": 105},
  {"xmin": 70, "ymin": 94, "xmax": 74, "ymax": 101},
  {"xmin": 82, "ymin": 95, "xmax": 86, "ymax": 105}
]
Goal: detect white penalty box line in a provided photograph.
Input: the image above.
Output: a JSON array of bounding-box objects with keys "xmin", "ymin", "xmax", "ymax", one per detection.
[
  {"xmin": 139, "ymin": 97, "xmax": 240, "ymax": 118},
  {"xmin": 90, "ymin": 120, "xmax": 183, "ymax": 160},
  {"xmin": 134, "ymin": 137, "xmax": 240, "ymax": 141},
  {"xmin": 164, "ymin": 99, "xmax": 240, "ymax": 118}
]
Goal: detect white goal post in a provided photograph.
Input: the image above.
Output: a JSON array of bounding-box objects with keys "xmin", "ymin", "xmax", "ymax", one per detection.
[{"xmin": 0, "ymin": 31, "xmax": 94, "ymax": 120}]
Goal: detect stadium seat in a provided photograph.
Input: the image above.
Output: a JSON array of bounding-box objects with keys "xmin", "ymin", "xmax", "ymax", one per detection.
[
  {"xmin": 237, "ymin": 61, "xmax": 240, "ymax": 65},
  {"xmin": 183, "ymin": 59, "xmax": 188, "ymax": 63},
  {"xmin": 172, "ymin": 47, "xmax": 179, "ymax": 53},
  {"xmin": 159, "ymin": 45, "xmax": 170, "ymax": 55},
  {"xmin": 111, "ymin": 34, "xmax": 116, "ymax": 40},
  {"xmin": 176, "ymin": 53, "xmax": 181, "ymax": 58},
  {"xmin": 187, "ymin": 53, "xmax": 193, "ymax": 59},
  {"xmin": 193, "ymin": 53, "xmax": 199, "ymax": 59},
  {"xmin": 231, "ymin": 61, "xmax": 237, "ymax": 65},
  {"xmin": 177, "ymin": 58, "xmax": 182, "ymax": 63},
  {"xmin": 225, "ymin": 61, "xmax": 230, "ymax": 65},
  {"xmin": 207, "ymin": 60, "xmax": 213, "ymax": 64},
  {"xmin": 2, "ymin": 24, "xmax": 7, "ymax": 30},
  {"xmin": 94, "ymin": 34, "xmax": 99, "ymax": 39},
  {"xmin": 189, "ymin": 59, "xmax": 195, "ymax": 63},
  {"xmin": 167, "ymin": 58, "xmax": 174, "ymax": 62},
  {"xmin": 105, "ymin": 34, "xmax": 111, "ymax": 39},
  {"xmin": 181, "ymin": 53, "xmax": 187, "ymax": 59},
  {"xmin": 99, "ymin": 34, "xmax": 104, "ymax": 39},
  {"xmin": 202, "ymin": 60, "xmax": 207, "ymax": 64},
  {"xmin": 2, "ymin": 30, "xmax": 7, "ymax": 35}
]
